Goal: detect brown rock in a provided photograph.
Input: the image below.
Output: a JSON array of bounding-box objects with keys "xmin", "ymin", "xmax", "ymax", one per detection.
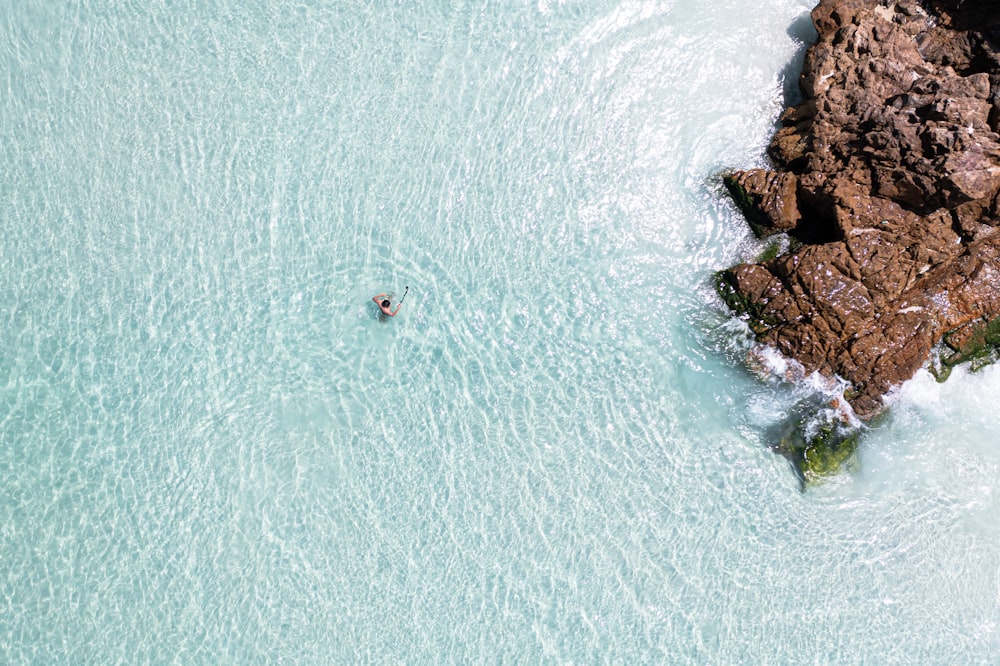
[
  {"xmin": 723, "ymin": 170, "xmax": 801, "ymax": 237},
  {"xmin": 720, "ymin": 0, "xmax": 1000, "ymax": 420}
]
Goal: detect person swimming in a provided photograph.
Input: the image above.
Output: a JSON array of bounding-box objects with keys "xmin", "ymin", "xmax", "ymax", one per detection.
[{"xmin": 372, "ymin": 286, "xmax": 407, "ymax": 317}]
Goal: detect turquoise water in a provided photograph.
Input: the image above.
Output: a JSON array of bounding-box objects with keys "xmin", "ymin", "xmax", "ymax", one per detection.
[{"xmin": 3, "ymin": 0, "xmax": 1000, "ymax": 662}]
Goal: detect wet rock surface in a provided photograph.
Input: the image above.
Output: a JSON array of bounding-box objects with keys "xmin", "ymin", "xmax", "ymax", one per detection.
[{"xmin": 721, "ymin": 0, "xmax": 1000, "ymax": 421}]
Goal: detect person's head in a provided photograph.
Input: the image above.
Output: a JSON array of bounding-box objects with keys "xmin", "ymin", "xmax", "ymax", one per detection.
[{"xmin": 382, "ymin": 299, "xmax": 391, "ymax": 308}]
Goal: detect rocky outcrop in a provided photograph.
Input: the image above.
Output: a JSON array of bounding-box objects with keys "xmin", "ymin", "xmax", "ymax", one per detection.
[{"xmin": 720, "ymin": 0, "xmax": 1000, "ymax": 425}]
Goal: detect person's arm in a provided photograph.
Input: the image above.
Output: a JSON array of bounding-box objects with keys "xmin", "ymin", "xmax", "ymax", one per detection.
[
  {"xmin": 372, "ymin": 293, "xmax": 388, "ymax": 304},
  {"xmin": 390, "ymin": 302, "xmax": 402, "ymax": 316}
]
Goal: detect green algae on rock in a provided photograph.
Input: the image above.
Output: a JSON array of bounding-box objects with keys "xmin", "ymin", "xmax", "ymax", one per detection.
[
  {"xmin": 769, "ymin": 398, "xmax": 860, "ymax": 489},
  {"xmin": 942, "ymin": 315, "xmax": 1000, "ymax": 368},
  {"xmin": 715, "ymin": 270, "xmax": 779, "ymax": 335}
]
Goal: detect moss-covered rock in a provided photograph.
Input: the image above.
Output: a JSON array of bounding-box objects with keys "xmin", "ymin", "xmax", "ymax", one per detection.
[
  {"xmin": 715, "ymin": 271, "xmax": 749, "ymax": 315},
  {"xmin": 755, "ymin": 240, "xmax": 783, "ymax": 263},
  {"xmin": 941, "ymin": 314, "xmax": 1000, "ymax": 368},
  {"xmin": 927, "ymin": 353, "xmax": 953, "ymax": 382},
  {"xmin": 770, "ymin": 398, "xmax": 859, "ymax": 489},
  {"xmin": 715, "ymin": 270, "xmax": 780, "ymax": 335}
]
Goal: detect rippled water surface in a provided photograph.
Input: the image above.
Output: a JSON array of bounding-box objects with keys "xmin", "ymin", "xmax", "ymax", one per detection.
[{"xmin": 3, "ymin": 1, "xmax": 1000, "ymax": 662}]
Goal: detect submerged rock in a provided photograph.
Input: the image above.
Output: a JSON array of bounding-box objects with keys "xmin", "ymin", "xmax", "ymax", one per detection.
[
  {"xmin": 769, "ymin": 396, "xmax": 860, "ymax": 489},
  {"xmin": 720, "ymin": 0, "xmax": 1000, "ymax": 481}
]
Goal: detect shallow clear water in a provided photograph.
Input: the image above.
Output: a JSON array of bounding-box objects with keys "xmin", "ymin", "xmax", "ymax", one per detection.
[{"xmin": 2, "ymin": 0, "xmax": 999, "ymax": 662}]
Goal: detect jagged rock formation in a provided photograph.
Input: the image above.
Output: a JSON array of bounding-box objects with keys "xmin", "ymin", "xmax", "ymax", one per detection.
[{"xmin": 720, "ymin": 0, "xmax": 1000, "ymax": 422}]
